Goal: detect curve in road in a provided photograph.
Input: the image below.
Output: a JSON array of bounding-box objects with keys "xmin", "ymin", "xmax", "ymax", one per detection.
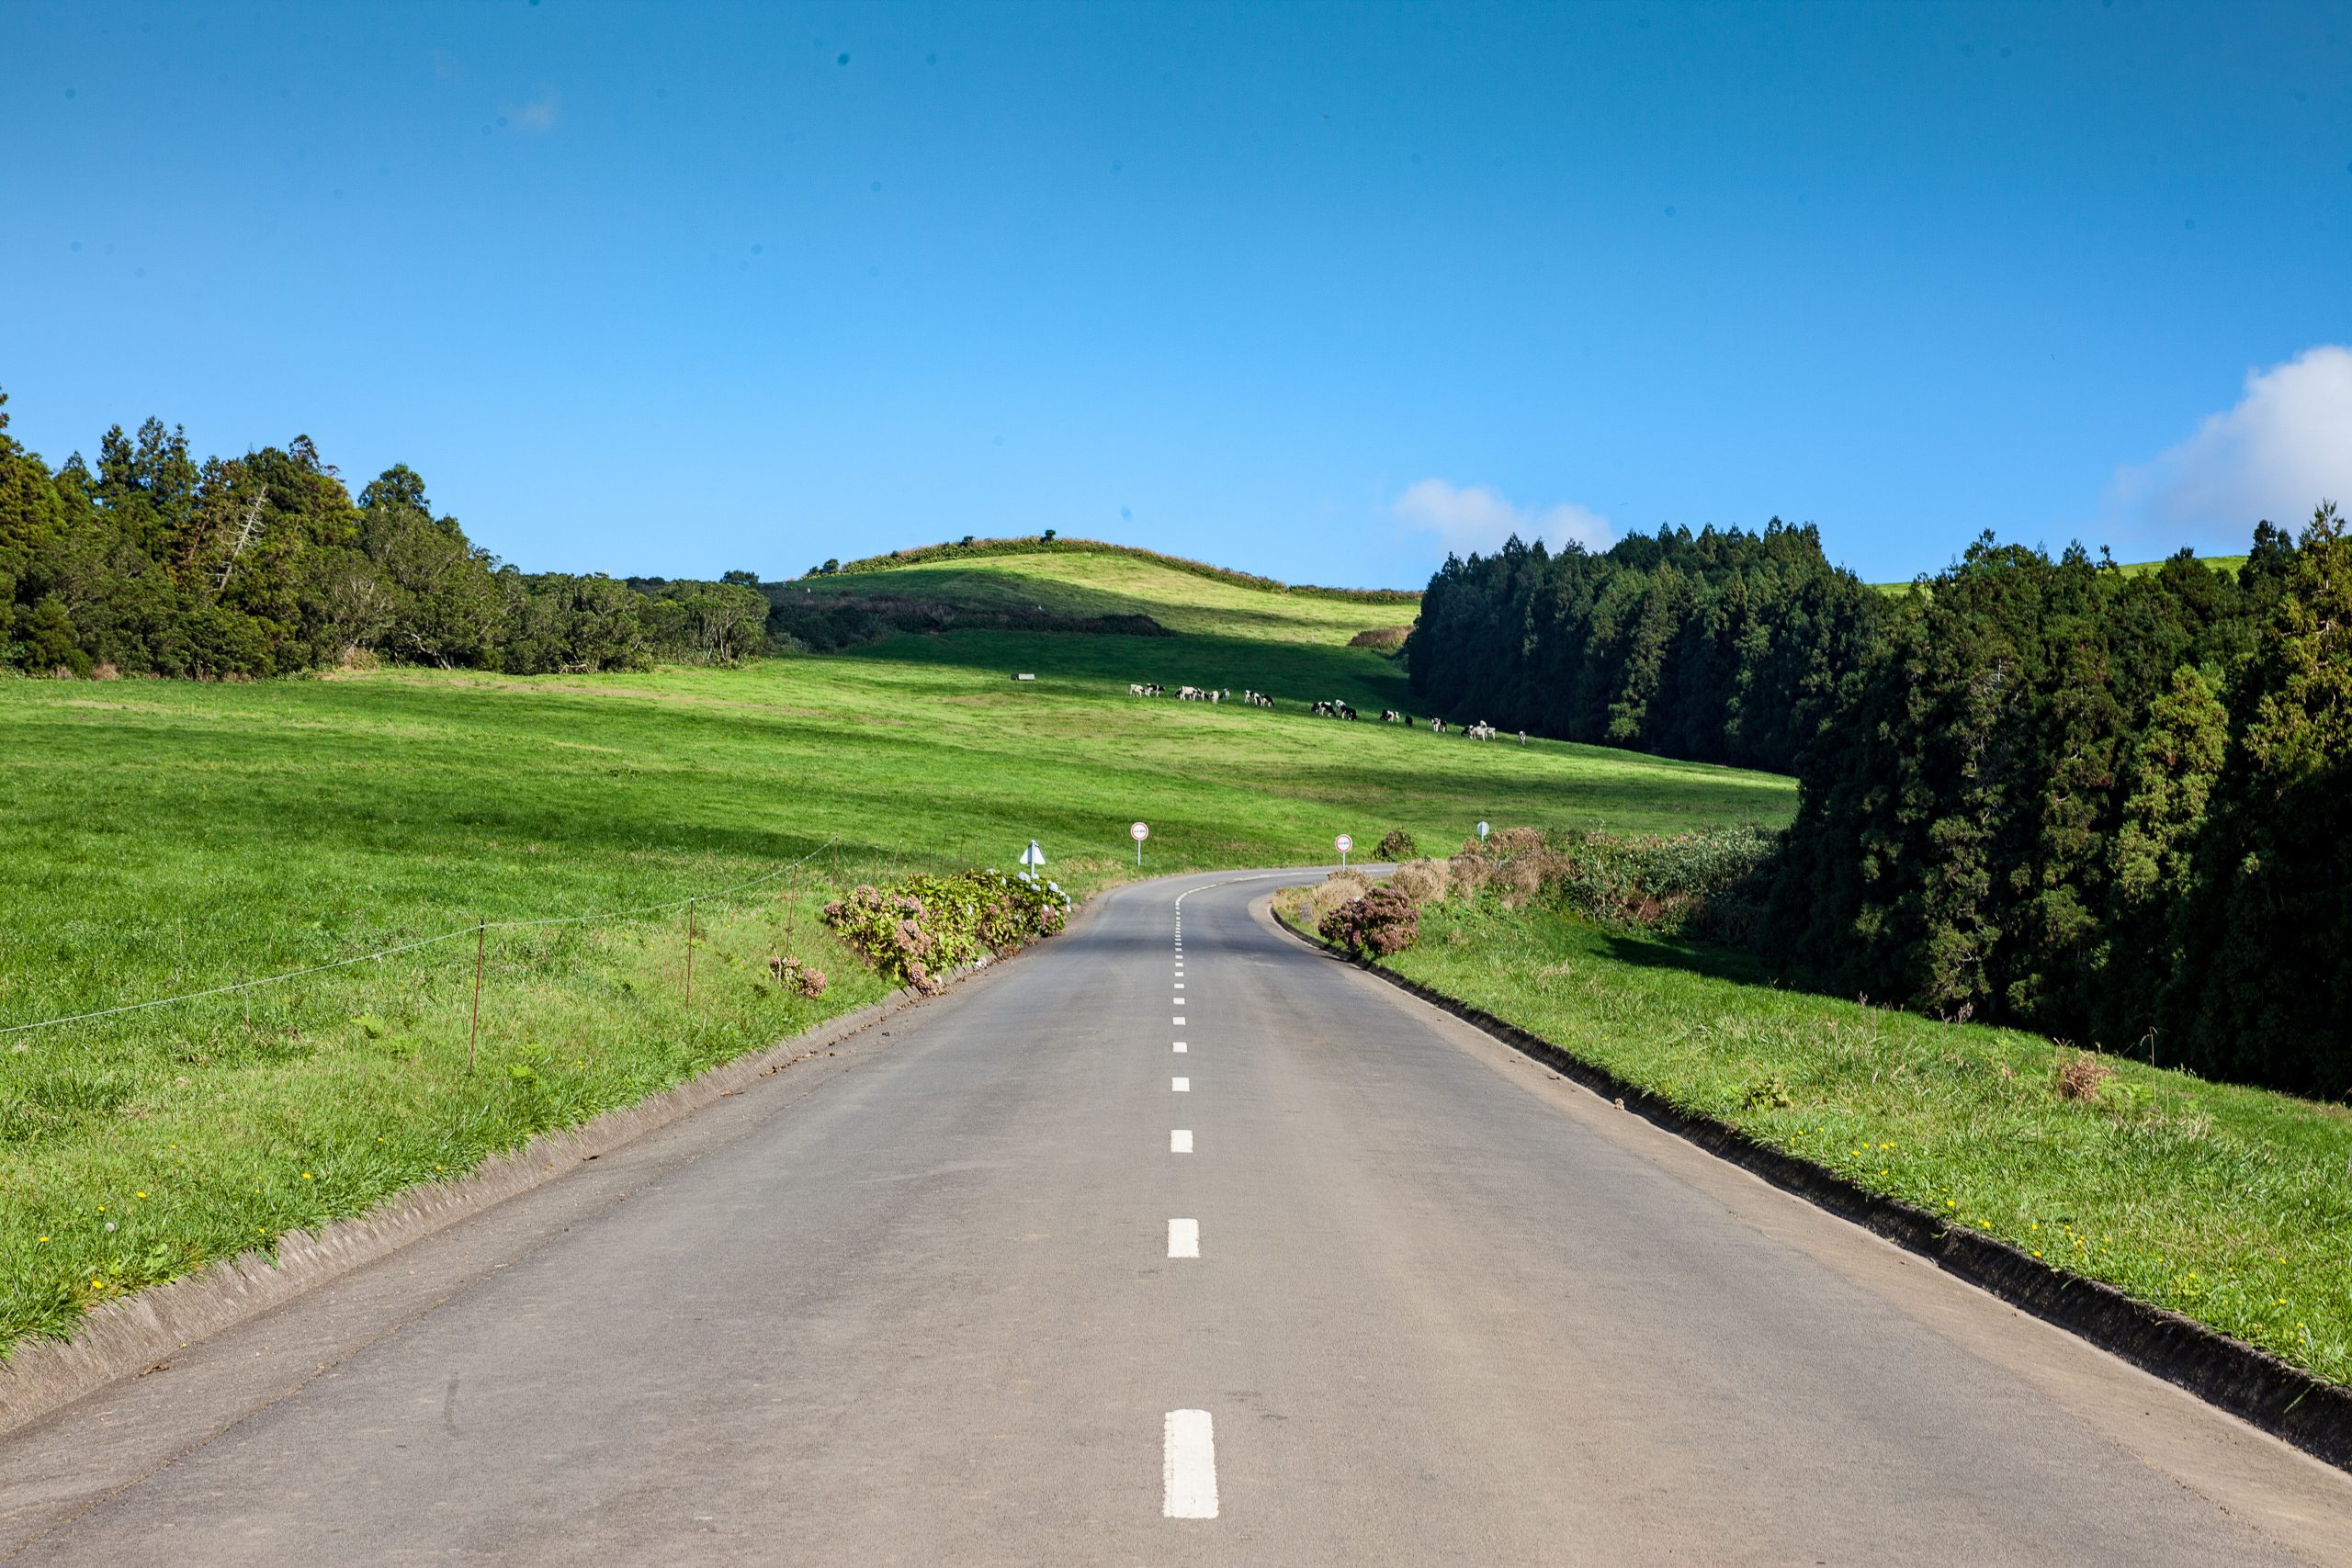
[{"xmin": 3, "ymin": 869, "xmax": 2348, "ymax": 1564}]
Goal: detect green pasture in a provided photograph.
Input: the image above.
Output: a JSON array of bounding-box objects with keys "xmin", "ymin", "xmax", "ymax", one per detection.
[
  {"xmin": 1873, "ymin": 552, "xmax": 2248, "ymax": 596},
  {"xmin": 790, "ymin": 547, "xmax": 1418, "ymax": 646}
]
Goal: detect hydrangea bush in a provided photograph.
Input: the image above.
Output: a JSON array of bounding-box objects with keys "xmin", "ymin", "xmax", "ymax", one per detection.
[
  {"xmin": 822, "ymin": 869, "xmax": 1071, "ymax": 993},
  {"xmin": 1318, "ymin": 886, "xmax": 1420, "ymax": 957}
]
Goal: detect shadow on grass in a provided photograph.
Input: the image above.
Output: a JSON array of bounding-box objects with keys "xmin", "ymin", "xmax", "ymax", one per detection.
[{"xmin": 1588, "ymin": 924, "xmax": 1781, "ymax": 989}]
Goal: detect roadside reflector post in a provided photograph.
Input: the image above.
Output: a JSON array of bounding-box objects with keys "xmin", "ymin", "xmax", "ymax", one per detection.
[
  {"xmin": 469, "ymin": 918, "xmax": 485, "ymax": 1073},
  {"xmin": 685, "ymin": 897, "xmax": 697, "ymax": 1006}
]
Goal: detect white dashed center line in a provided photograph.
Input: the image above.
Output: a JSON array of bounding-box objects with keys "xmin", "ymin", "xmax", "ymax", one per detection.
[
  {"xmin": 1172, "ymin": 1042, "xmax": 1187, "ymax": 1053},
  {"xmin": 1172, "ymin": 1076, "xmax": 1190, "ymax": 1091},
  {"xmin": 1168, "ymin": 1218, "xmax": 1200, "ymax": 1258},
  {"xmin": 1173, "ymin": 1016, "xmax": 1185, "ymax": 1025},
  {"xmin": 1170, "ymin": 1129, "xmax": 1193, "ymax": 1153},
  {"xmin": 1163, "ymin": 1410, "xmax": 1218, "ymax": 1518}
]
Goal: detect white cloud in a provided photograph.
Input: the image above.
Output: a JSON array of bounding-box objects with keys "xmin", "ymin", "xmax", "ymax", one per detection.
[
  {"xmin": 2106, "ymin": 344, "xmax": 2352, "ymax": 547},
  {"xmin": 1393, "ymin": 478, "xmax": 1615, "ymax": 558},
  {"xmin": 510, "ymin": 91, "xmax": 560, "ymax": 132}
]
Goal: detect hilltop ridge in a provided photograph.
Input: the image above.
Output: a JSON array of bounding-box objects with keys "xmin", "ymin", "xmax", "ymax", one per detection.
[{"xmin": 796, "ymin": 536, "xmax": 1419, "ymax": 604}]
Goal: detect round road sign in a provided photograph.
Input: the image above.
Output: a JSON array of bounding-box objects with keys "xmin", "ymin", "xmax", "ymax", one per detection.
[
  {"xmin": 1131, "ymin": 821, "xmax": 1149, "ymax": 841},
  {"xmin": 1335, "ymin": 833, "xmax": 1353, "ymax": 853}
]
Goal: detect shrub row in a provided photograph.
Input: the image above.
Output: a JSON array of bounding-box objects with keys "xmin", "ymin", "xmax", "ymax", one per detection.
[
  {"xmin": 1307, "ymin": 824, "xmax": 1775, "ymax": 961},
  {"xmin": 821, "ymin": 870, "xmax": 1072, "ymax": 993}
]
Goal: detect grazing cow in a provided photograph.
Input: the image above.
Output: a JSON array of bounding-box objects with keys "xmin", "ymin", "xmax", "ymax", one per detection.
[
  {"xmin": 1519, "ymin": 729, "xmax": 1528, "ymax": 746},
  {"xmin": 1430, "ymin": 716, "xmax": 1447, "ymax": 735},
  {"xmin": 1129, "ymin": 682, "xmax": 1146, "ymax": 695},
  {"xmin": 1310, "ymin": 700, "xmax": 1334, "ymax": 717},
  {"xmin": 1334, "ymin": 701, "xmax": 1358, "ymax": 721}
]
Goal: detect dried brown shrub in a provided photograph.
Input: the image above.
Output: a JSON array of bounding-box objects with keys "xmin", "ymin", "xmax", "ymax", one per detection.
[
  {"xmin": 1389, "ymin": 858, "xmax": 1450, "ymax": 905},
  {"xmin": 2052, "ymin": 1049, "xmax": 2118, "ymax": 1102},
  {"xmin": 1497, "ymin": 858, "xmax": 1544, "ymax": 907}
]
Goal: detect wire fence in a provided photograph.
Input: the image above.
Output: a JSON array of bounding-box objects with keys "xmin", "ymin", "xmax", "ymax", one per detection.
[{"xmin": 0, "ymin": 833, "xmax": 844, "ymax": 1041}]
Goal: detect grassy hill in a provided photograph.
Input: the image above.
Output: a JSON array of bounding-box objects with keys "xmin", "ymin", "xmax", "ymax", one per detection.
[
  {"xmin": 0, "ymin": 546, "xmax": 1787, "ymax": 1357},
  {"xmin": 1873, "ymin": 554, "xmax": 2247, "ymax": 595},
  {"xmin": 773, "ymin": 543, "xmax": 1420, "ymax": 710}
]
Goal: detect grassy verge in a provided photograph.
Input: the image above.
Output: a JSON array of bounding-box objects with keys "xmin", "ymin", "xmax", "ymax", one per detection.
[
  {"xmin": 0, "ymin": 646, "xmax": 1790, "ymax": 1357},
  {"xmin": 1280, "ymin": 886, "xmax": 2352, "ymax": 1389}
]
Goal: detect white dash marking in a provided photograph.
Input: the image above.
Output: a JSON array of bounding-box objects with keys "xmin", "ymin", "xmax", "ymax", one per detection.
[
  {"xmin": 1163, "ymin": 1410, "xmax": 1218, "ymax": 1518},
  {"xmin": 1174, "ymin": 982, "xmax": 1184, "ymax": 989},
  {"xmin": 1172, "ymin": 1076, "xmax": 1190, "ymax": 1091},
  {"xmin": 1168, "ymin": 1218, "xmax": 1200, "ymax": 1258},
  {"xmin": 1173, "ymin": 1042, "xmax": 1187, "ymax": 1053},
  {"xmin": 1173, "ymin": 1016, "xmax": 1185, "ymax": 1025},
  {"xmin": 1171, "ymin": 1129, "xmax": 1193, "ymax": 1153}
]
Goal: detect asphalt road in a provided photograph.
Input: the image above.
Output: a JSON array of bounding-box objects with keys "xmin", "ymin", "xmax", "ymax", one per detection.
[{"xmin": 5, "ymin": 869, "xmax": 2350, "ymax": 1565}]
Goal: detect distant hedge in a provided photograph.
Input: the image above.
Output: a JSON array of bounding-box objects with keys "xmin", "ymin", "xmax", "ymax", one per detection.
[{"xmin": 807, "ymin": 536, "xmax": 1419, "ymax": 604}]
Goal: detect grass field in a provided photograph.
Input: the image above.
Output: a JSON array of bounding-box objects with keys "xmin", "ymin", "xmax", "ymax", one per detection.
[
  {"xmin": 1873, "ymin": 553, "xmax": 2248, "ymax": 595},
  {"xmin": 1296, "ymin": 891, "xmax": 2352, "ymax": 1388},
  {"xmin": 0, "ymin": 552, "xmax": 1792, "ymax": 1357},
  {"xmin": 792, "ymin": 546, "xmax": 1419, "ymax": 647}
]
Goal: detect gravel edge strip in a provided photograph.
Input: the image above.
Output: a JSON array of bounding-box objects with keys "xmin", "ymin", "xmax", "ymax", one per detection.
[{"xmin": 1272, "ymin": 906, "xmax": 2352, "ymax": 1475}]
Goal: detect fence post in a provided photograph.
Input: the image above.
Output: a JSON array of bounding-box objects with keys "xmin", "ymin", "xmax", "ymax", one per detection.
[
  {"xmin": 469, "ymin": 918, "xmax": 485, "ymax": 1073},
  {"xmin": 685, "ymin": 897, "xmax": 697, "ymax": 1006},
  {"xmin": 786, "ymin": 866, "xmax": 797, "ymax": 946}
]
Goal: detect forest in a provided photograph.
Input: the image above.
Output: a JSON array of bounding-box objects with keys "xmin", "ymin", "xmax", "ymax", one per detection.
[
  {"xmin": 1408, "ymin": 510, "xmax": 2351, "ymax": 1099},
  {"xmin": 1403, "ymin": 520, "xmax": 1885, "ymax": 774},
  {"xmin": 0, "ymin": 391, "xmax": 769, "ymax": 679}
]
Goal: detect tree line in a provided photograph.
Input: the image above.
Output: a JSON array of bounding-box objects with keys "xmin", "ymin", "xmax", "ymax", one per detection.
[
  {"xmin": 1404, "ymin": 520, "xmax": 1885, "ymax": 773},
  {"xmin": 1408, "ymin": 509, "xmax": 2350, "ymax": 1099},
  {"xmin": 0, "ymin": 392, "xmax": 770, "ymax": 679}
]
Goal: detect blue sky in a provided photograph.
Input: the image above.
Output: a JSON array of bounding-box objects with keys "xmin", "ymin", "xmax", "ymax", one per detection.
[{"xmin": 5, "ymin": 0, "xmax": 2347, "ymax": 588}]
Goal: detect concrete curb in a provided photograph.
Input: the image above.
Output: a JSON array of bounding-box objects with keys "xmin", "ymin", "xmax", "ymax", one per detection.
[
  {"xmin": 0, "ymin": 932, "xmax": 1054, "ymax": 1439},
  {"xmin": 1272, "ymin": 904, "xmax": 2352, "ymax": 1475}
]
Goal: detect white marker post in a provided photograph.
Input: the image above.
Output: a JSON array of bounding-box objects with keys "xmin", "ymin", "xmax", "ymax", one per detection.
[
  {"xmin": 1477, "ymin": 820, "xmax": 1490, "ymax": 843},
  {"xmin": 1336, "ymin": 832, "xmax": 1352, "ymax": 869},
  {"xmin": 1131, "ymin": 819, "xmax": 1149, "ymax": 867},
  {"xmin": 1019, "ymin": 840, "xmax": 1046, "ymax": 883}
]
